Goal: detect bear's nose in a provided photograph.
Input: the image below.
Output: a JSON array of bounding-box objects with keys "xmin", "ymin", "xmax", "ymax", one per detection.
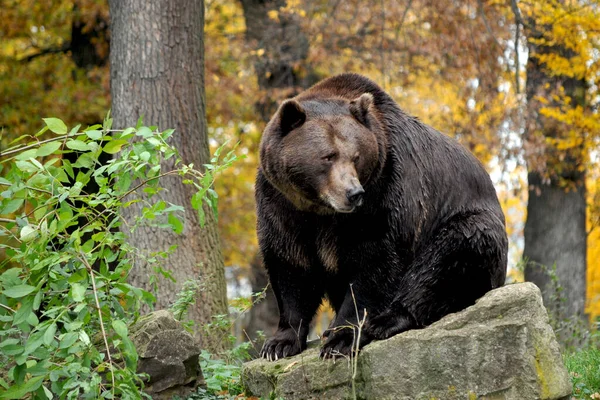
[{"xmin": 347, "ymin": 187, "xmax": 365, "ymax": 206}]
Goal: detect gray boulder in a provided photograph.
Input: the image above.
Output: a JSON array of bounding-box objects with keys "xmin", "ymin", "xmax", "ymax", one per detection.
[
  {"xmin": 130, "ymin": 310, "xmax": 204, "ymax": 399},
  {"xmin": 242, "ymin": 282, "xmax": 571, "ymax": 400}
]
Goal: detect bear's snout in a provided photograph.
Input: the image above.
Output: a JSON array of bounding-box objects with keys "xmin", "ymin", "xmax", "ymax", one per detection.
[{"xmin": 347, "ymin": 186, "xmax": 365, "ymax": 207}]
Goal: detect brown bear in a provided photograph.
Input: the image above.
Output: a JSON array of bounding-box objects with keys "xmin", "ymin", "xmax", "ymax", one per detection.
[{"xmin": 256, "ymin": 73, "xmax": 508, "ymax": 360}]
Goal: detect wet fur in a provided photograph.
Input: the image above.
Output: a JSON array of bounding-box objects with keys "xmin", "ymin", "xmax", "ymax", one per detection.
[{"xmin": 257, "ymin": 73, "xmax": 508, "ymax": 359}]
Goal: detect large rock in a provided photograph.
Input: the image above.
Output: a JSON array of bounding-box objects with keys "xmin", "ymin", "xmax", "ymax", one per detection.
[
  {"xmin": 242, "ymin": 282, "xmax": 571, "ymax": 400},
  {"xmin": 130, "ymin": 310, "xmax": 204, "ymax": 399}
]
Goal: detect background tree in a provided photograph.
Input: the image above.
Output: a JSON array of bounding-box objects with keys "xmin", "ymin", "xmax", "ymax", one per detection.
[
  {"xmin": 512, "ymin": 0, "xmax": 600, "ymax": 322},
  {"xmin": 109, "ymin": 0, "xmax": 229, "ymax": 351}
]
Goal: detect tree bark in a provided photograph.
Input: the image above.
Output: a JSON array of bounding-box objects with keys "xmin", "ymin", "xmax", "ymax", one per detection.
[
  {"xmin": 523, "ymin": 21, "xmax": 587, "ymax": 323},
  {"xmin": 109, "ymin": 0, "xmax": 229, "ymax": 352}
]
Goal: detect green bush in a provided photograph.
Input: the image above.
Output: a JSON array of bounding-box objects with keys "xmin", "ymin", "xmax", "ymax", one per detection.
[{"xmin": 0, "ymin": 114, "xmax": 238, "ymax": 399}]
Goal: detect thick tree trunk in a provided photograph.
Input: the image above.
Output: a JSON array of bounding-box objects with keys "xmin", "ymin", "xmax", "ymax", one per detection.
[
  {"xmin": 109, "ymin": 0, "xmax": 229, "ymax": 352},
  {"xmin": 523, "ymin": 25, "xmax": 587, "ymax": 323}
]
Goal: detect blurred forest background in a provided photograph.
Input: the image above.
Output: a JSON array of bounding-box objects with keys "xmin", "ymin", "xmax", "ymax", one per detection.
[{"xmin": 1, "ymin": 0, "xmax": 600, "ymax": 342}]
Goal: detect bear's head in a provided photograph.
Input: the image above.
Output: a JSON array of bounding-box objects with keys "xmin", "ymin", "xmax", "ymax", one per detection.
[{"xmin": 260, "ymin": 93, "xmax": 383, "ymax": 215}]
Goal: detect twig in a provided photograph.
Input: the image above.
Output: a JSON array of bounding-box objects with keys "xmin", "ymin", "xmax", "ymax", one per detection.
[
  {"xmin": 477, "ymin": 0, "xmax": 502, "ymax": 49},
  {"xmin": 0, "ymin": 218, "xmax": 16, "ymax": 224},
  {"xmin": 79, "ymin": 252, "xmax": 115, "ymax": 395},
  {"xmin": 74, "ymin": 169, "xmax": 182, "ymax": 235},
  {"xmin": 0, "ymin": 132, "xmax": 87, "ymax": 159},
  {"xmin": 19, "ymin": 43, "xmax": 71, "ymax": 62},
  {"xmin": 0, "ymin": 302, "xmax": 16, "ymax": 313},
  {"xmin": 349, "ymin": 284, "xmax": 367, "ymax": 400}
]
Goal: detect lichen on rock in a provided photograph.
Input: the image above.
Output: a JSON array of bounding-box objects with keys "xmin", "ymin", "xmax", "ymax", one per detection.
[{"xmin": 242, "ymin": 283, "xmax": 571, "ymax": 400}]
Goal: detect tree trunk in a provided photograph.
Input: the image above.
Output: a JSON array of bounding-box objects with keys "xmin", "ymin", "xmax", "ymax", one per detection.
[
  {"xmin": 239, "ymin": 0, "xmax": 316, "ymax": 342},
  {"xmin": 523, "ymin": 21, "xmax": 587, "ymax": 324},
  {"xmin": 109, "ymin": 0, "xmax": 229, "ymax": 353},
  {"xmin": 239, "ymin": 0, "xmax": 315, "ymax": 120}
]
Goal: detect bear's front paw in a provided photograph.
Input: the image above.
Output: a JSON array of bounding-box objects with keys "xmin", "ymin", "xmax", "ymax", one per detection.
[
  {"xmin": 320, "ymin": 326, "xmax": 372, "ymax": 359},
  {"xmin": 260, "ymin": 328, "xmax": 306, "ymax": 361},
  {"xmin": 364, "ymin": 311, "xmax": 416, "ymax": 340}
]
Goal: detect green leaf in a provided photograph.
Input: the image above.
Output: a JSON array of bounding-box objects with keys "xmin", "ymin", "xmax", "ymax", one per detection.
[
  {"xmin": 122, "ymin": 127, "xmax": 136, "ymax": 137},
  {"xmin": 1, "ymin": 344, "xmax": 24, "ymax": 356},
  {"xmin": 73, "ymin": 153, "xmax": 94, "ymax": 169},
  {"xmin": 103, "ymin": 110, "xmax": 113, "ymax": 130},
  {"xmin": 161, "ymin": 128, "xmax": 175, "ymax": 140},
  {"xmin": 2, "ymin": 199, "xmax": 24, "ymax": 215},
  {"xmin": 85, "ymin": 124, "xmax": 102, "ymax": 131},
  {"xmin": 139, "ymin": 151, "xmax": 151, "ymax": 162},
  {"xmin": 0, "ymin": 177, "xmax": 10, "ymax": 186},
  {"xmin": 44, "ymin": 323, "xmax": 57, "ymax": 346},
  {"xmin": 70, "ymin": 283, "xmax": 86, "ymax": 302},
  {"xmin": 65, "ymin": 140, "xmax": 90, "ymax": 152},
  {"xmin": 103, "ymin": 140, "xmax": 128, "ymax": 154},
  {"xmin": 135, "ymin": 115, "xmax": 144, "ymax": 129},
  {"xmin": 112, "ymin": 319, "xmax": 128, "ymax": 338},
  {"xmin": 43, "ymin": 118, "xmax": 67, "ymax": 135},
  {"xmin": 136, "ymin": 127, "xmax": 153, "ymax": 138},
  {"xmin": 15, "ymin": 160, "xmax": 37, "ymax": 173},
  {"xmin": 115, "ymin": 172, "xmax": 132, "ymax": 193},
  {"xmin": 69, "ymin": 124, "xmax": 81, "ymax": 136},
  {"xmin": 42, "ymin": 385, "xmax": 53, "ymax": 400},
  {"xmin": 197, "ymin": 207, "xmax": 206, "ymax": 228},
  {"xmin": 36, "ymin": 141, "xmax": 62, "ymax": 157},
  {"xmin": 33, "ymin": 291, "xmax": 43, "ymax": 310},
  {"xmin": 20, "ymin": 225, "xmax": 38, "ymax": 242},
  {"xmin": 23, "ymin": 331, "xmax": 44, "ymax": 354},
  {"xmin": 14, "ymin": 149, "xmax": 37, "ymax": 161},
  {"xmin": 59, "ymin": 332, "xmax": 78, "ymax": 349},
  {"xmin": 168, "ymin": 213, "xmax": 184, "ymax": 234},
  {"xmin": 85, "ymin": 130, "xmax": 102, "ymax": 140},
  {"xmin": 3, "ymin": 284, "xmax": 35, "ymax": 298},
  {"xmin": 0, "ymin": 375, "xmax": 44, "ymax": 399},
  {"xmin": 62, "ymin": 159, "xmax": 74, "ymax": 179}
]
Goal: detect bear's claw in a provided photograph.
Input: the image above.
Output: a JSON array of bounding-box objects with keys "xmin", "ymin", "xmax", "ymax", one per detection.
[{"xmin": 260, "ymin": 328, "xmax": 305, "ymax": 361}]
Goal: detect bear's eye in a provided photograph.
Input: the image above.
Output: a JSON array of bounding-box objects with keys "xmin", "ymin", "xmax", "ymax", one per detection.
[
  {"xmin": 353, "ymin": 154, "xmax": 360, "ymax": 163},
  {"xmin": 322, "ymin": 153, "xmax": 337, "ymax": 162}
]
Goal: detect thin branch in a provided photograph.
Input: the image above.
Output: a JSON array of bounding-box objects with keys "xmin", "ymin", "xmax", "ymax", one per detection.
[
  {"xmin": 80, "ymin": 252, "xmax": 115, "ymax": 395},
  {"xmin": 397, "ymin": 0, "xmax": 414, "ymax": 31},
  {"xmin": 0, "ymin": 132, "xmax": 87, "ymax": 159},
  {"xmin": 19, "ymin": 43, "xmax": 71, "ymax": 63},
  {"xmin": 510, "ymin": 0, "xmax": 525, "ymax": 27},
  {"xmin": 0, "ymin": 302, "xmax": 16, "ymax": 313},
  {"xmin": 0, "ymin": 218, "xmax": 16, "ymax": 224},
  {"xmin": 477, "ymin": 0, "xmax": 502, "ymax": 49}
]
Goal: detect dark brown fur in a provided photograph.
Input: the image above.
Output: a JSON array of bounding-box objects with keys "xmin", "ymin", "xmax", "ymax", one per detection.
[{"xmin": 256, "ymin": 73, "xmax": 508, "ymax": 360}]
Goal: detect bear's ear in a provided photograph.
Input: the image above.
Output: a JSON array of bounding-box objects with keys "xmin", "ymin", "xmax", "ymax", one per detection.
[
  {"xmin": 279, "ymin": 99, "xmax": 306, "ymax": 135},
  {"xmin": 349, "ymin": 93, "xmax": 374, "ymax": 127}
]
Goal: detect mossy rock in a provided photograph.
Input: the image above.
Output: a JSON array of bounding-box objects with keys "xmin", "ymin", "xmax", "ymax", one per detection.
[{"xmin": 242, "ymin": 283, "xmax": 571, "ymax": 400}]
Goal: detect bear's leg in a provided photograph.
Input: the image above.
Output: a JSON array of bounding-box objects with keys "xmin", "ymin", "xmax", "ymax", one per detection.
[
  {"xmin": 260, "ymin": 250, "xmax": 325, "ymax": 360},
  {"xmin": 365, "ymin": 212, "xmax": 507, "ymax": 340},
  {"xmin": 320, "ymin": 283, "xmax": 379, "ymax": 358}
]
